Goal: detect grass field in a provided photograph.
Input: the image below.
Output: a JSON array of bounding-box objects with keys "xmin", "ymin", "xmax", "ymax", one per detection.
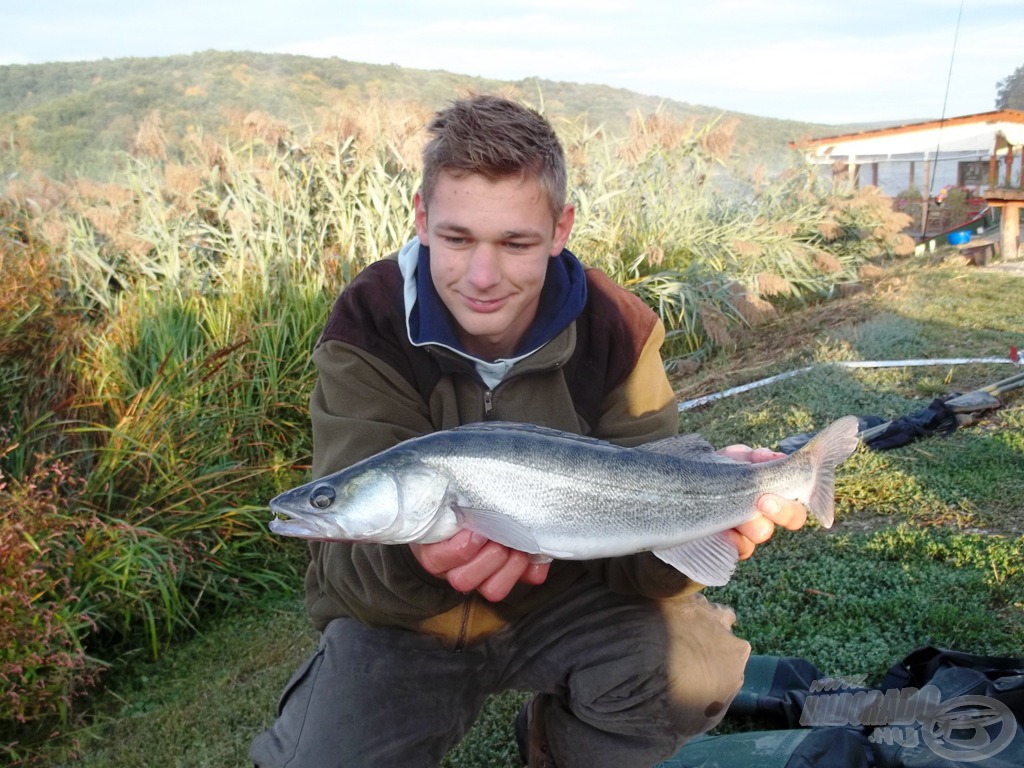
[{"xmin": 39, "ymin": 258, "xmax": 1023, "ymax": 767}]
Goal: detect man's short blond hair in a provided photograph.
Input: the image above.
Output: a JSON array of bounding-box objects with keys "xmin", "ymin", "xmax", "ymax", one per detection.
[{"xmin": 420, "ymin": 94, "xmax": 568, "ymax": 222}]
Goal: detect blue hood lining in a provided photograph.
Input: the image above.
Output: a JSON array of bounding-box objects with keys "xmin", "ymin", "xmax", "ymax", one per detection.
[{"xmin": 408, "ymin": 242, "xmax": 588, "ymax": 360}]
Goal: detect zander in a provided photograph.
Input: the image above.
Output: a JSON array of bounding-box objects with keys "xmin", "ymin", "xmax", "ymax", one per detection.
[{"xmin": 269, "ymin": 417, "xmax": 860, "ymax": 586}]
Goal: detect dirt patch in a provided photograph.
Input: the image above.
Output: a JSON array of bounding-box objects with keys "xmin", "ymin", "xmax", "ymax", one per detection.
[
  {"xmin": 670, "ymin": 272, "xmax": 899, "ymax": 400},
  {"xmin": 977, "ymin": 259, "xmax": 1024, "ymax": 276}
]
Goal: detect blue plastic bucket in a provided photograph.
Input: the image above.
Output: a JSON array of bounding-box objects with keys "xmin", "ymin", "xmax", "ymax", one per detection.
[{"xmin": 946, "ymin": 230, "xmax": 972, "ymax": 245}]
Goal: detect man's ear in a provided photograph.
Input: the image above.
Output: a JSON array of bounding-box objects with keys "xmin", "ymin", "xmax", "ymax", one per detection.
[
  {"xmin": 550, "ymin": 203, "xmax": 575, "ymax": 256},
  {"xmin": 414, "ymin": 189, "xmax": 429, "ymax": 244}
]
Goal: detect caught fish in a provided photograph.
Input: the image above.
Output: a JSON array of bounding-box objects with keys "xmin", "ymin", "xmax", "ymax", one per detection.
[{"xmin": 269, "ymin": 417, "xmax": 860, "ymax": 586}]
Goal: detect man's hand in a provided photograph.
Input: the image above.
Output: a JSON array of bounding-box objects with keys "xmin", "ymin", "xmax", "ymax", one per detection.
[
  {"xmin": 410, "ymin": 530, "xmax": 550, "ymax": 603},
  {"xmin": 716, "ymin": 444, "xmax": 808, "ymax": 560}
]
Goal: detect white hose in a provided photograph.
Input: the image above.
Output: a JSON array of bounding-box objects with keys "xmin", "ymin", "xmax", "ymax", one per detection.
[{"xmin": 677, "ymin": 357, "xmax": 1019, "ymax": 412}]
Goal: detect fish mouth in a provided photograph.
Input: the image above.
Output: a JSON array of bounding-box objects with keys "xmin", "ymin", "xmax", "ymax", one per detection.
[
  {"xmin": 268, "ymin": 497, "xmax": 352, "ymax": 541},
  {"xmin": 268, "ymin": 513, "xmax": 329, "ymax": 539}
]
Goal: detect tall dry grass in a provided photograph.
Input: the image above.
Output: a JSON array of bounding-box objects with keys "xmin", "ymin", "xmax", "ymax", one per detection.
[{"xmin": 565, "ymin": 107, "xmax": 913, "ymax": 357}]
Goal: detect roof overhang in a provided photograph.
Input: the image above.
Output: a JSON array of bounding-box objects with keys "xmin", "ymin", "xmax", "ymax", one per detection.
[{"xmin": 796, "ymin": 110, "xmax": 1024, "ymax": 164}]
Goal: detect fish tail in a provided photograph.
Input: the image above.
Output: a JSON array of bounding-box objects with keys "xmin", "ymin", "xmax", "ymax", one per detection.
[{"xmin": 800, "ymin": 415, "xmax": 860, "ymax": 528}]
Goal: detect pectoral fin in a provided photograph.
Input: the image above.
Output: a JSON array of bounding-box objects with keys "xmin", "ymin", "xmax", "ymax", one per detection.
[
  {"xmin": 653, "ymin": 532, "xmax": 740, "ymax": 587},
  {"xmin": 453, "ymin": 505, "xmax": 550, "ymax": 555}
]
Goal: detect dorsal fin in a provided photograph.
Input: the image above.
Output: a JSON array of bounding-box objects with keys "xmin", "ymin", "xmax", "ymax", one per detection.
[
  {"xmin": 639, "ymin": 433, "xmax": 738, "ymax": 463},
  {"xmin": 445, "ymin": 421, "xmax": 613, "ymax": 448}
]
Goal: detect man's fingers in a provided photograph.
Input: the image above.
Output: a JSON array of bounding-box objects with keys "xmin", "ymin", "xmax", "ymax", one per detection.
[
  {"xmin": 748, "ymin": 447, "xmax": 785, "ymax": 464},
  {"xmin": 475, "ymin": 549, "xmax": 534, "ymax": 602},
  {"xmin": 729, "ymin": 493, "xmax": 810, "ymax": 563},
  {"xmin": 410, "ymin": 530, "xmax": 488, "ymax": 576},
  {"xmin": 733, "ymin": 516, "xmax": 775, "ymax": 546},
  {"xmin": 757, "ymin": 494, "xmax": 808, "ymax": 530},
  {"xmin": 445, "ymin": 541, "xmax": 516, "ymax": 594},
  {"xmin": 522, "ymin": 560, "xmax": 551, "ymax": 585},
  {"xmin": 716, "ymin": 445, "xmax": 785, "ymax": 464},
  {"xmin": 716, "ymin": 444, "xmax": 752, "ymax": 462},
  {"xmin": 412, "ymin": 531, "xmax": 552, "ymax": 600},
  {"xmin": 723, "ymin": 529, "xmax": 756, "ymax": 561}
]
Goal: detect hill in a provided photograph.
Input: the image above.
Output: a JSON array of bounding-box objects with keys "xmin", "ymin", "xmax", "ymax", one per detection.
[{"xmin": 1, "ymin": 50, "xmax": 858, "ymax": 179}]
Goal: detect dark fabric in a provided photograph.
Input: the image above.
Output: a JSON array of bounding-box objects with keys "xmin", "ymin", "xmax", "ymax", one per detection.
[
  {"xmin": 318, "ymin": 257, "xmax": 660, "ymax": 436},
  {"xmin": 778, "ymin": 395, "xmax": 969, "ymax": 455},
  {"xmin": 250, "ymin": 586, "xmax": 749, "ymax": 768},
  {"xmin": 656, "ymin": 727, "xmax": 873, "ymax": 768},
  {"xmin": 562, "ymin": 267, "xmax": 658, "ymax": 434},
  {"xmin": 870, "ymin": 647, "xmax": 1024, "ymax": 767},
  {"xmin": 861, "ymin": 398, "xmax": 960, "ymax": 451},
  {"xmin": 726, "ymin": 655, "xmax": 825, "ymax": 728},
  {"xmin": 879, "ymin": 645, "xmax": 1024, "ymax": 736},
  {"xmin": 320, "ymin": 258, "xmax": 448, "ymax": 400},
  {"xmin": 697, "ymin": 648, "xmax": 1024, "ymax": 767}
]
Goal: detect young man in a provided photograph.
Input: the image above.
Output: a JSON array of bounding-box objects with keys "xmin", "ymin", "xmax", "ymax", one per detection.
[{"xmin": 250, "ymin": 94, "xmax": 807, "ymax": 768}]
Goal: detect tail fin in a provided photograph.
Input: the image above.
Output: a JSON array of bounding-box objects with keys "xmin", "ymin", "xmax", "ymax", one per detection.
[{"xmin": 800, "ymin": 416, "xmax": 860, "ymax": 528}]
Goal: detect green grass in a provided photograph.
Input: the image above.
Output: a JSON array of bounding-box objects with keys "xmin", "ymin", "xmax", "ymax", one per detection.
[
  {"xmin": 717, "ymin": 526, "xmax": 1023, "ymax": 677},
  {"xmin": 32, "ymin": 258, "xmax": 1023, "ymax": 768},
  {"xmin": 43, "ymin": 594, "xmax": 317, "ymax": 767}
]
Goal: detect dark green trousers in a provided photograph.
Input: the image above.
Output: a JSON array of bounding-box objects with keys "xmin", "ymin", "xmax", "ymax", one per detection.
[{"xmin": 250, "ymin": 581, "xmax": 749, "ymax": 768}]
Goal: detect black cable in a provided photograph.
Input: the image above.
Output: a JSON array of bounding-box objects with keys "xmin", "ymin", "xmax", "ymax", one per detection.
[{"xmin": 928, "ymin": 0, "xmax": 965, "ymax": 199}]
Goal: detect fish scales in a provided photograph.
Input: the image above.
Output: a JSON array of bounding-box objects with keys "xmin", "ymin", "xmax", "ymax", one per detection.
[
  {"xmin": 268, "ymin": 416, "xmax": 860, "ymax": 585},
  {"xmin": 416, "ymin": 432, "xmax": 770, "ymax": 547}
]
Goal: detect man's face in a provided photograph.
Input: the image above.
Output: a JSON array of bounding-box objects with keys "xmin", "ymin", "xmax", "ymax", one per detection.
[{"xmin": 414, "ymin": 171, "xmax": 574, "ymax": 361}]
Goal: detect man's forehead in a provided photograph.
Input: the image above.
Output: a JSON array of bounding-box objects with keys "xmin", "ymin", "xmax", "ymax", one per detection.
[{"xmin": 424, "ymin": 171, "xmax": 552, "ymax": 212}]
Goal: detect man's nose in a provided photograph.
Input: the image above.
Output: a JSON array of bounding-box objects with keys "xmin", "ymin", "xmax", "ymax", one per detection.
[{"xmin": 466, "ymin": 245, "xmax": 501, "ymax": 289}]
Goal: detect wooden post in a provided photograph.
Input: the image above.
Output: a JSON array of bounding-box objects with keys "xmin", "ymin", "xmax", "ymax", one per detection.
[
  {"xmin": 909, "ymin": 161, "xmax": 916, "ymax": 190},
  {"xmin": 986, "ymin": 190, "xmax": 1024, "ymax": 262},
  {"xmin": 1006, "ymin": 146, "xmax": 1015, "ymax": 186},
  {"xmin": 989, "ymin": 138, "xmax": 999, "ymax": 190},
  {"xmin": 871, "ymin": 162, "xmax": 879, "ymax": 187},
  {"xmin": 1003, "ymin": 203, "xmax": 1021, "ymax": 260}
]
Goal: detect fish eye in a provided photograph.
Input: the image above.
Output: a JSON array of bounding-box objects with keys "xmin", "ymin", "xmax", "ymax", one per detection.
[{"xmin": 309, "ymin": 484, "xmax": 336, "ymax": 509}]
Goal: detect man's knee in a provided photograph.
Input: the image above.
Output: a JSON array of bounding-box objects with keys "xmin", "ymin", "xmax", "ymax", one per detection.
[{"xmin": 661, "ymin": 594, "xmax": 751, "ymax": 735}]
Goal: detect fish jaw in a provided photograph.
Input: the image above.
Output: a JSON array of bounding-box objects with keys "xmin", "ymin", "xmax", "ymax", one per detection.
[{"xmin": 268, "ymin": 513, "xmax": 350, "ymax": 540}]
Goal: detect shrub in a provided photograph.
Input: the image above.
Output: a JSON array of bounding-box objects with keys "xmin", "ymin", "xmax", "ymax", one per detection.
[{"xmin": 0, "ymin": 460, "xmax": 104, "ymax": 755}]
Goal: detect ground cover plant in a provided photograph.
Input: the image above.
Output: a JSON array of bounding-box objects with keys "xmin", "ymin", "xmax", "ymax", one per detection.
[{"xmin": 0, "ymin": 96, "xmax": 1002, "ymax": 764}]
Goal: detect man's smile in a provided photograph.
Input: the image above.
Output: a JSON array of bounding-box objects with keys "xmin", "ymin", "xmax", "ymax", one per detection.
[{"xmin": 462, "ymin": 294, "xmax": 510, "ymax": 313}]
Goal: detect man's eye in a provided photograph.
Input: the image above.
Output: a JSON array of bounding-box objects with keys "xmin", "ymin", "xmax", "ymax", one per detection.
[
  {"xmin": 442, "ymin": 235, "xmax": 467, "ymax": 246},
  {"xmin": 505, "ymin": 242, "xmax": 530, "ymax": 251}
]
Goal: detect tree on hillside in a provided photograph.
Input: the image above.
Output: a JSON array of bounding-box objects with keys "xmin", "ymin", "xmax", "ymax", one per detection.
[{"xmin": 996, "ymin": 64, "xmax": 1024, "ymax": 110}]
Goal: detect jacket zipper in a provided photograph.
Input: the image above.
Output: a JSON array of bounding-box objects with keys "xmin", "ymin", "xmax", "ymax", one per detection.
[
  {"xmin": 483, "ymin": 389, "xmax": 494, "ymax": 419},
  {"xmin": 454, "ymin": 597, "xmax": 472, "ymax": 652}
]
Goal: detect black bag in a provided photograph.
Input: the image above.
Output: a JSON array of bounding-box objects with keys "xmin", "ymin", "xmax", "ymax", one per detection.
[
  {"xmin": 659, "ymin": 647, "xmax": 1023, "ymax": 768},
  {"xmin": 655, "ymin": 727, "xmax": 873, "ymax": 768}
]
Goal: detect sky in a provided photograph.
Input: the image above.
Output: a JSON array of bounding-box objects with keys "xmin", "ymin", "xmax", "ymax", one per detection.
[{"xmin": 2, "ymin": 0, "xmax": 1023, "ymax": 125}]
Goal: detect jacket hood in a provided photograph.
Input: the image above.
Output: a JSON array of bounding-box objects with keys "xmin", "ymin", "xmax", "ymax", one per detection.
[{"xmin": 399, "ymin": 238, "xmax": 588, "ymax": 387}]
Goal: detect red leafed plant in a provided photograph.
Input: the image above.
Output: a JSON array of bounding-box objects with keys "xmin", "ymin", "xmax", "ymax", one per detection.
[{"xmin": 0, "ymin": 458, "xmax": 104, "ymax": 756}]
